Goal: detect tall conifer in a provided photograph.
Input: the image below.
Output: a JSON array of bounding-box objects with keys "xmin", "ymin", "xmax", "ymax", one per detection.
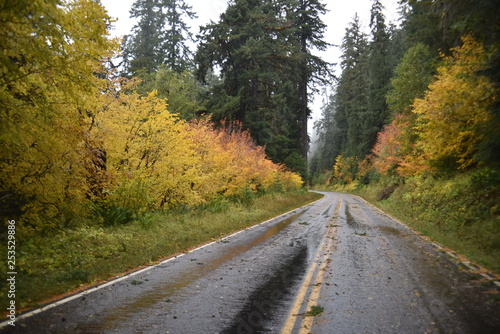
[
  {"xmin": 196, "ymin": 0, "xmax": 330, "ymax": 175},
  {"xmin": 122, "ymin": 0, "xmax": 196, "ymax": 76},
  {"xmin": 366, "ymin": 0, "xmax": 392, "ymax": 154}
]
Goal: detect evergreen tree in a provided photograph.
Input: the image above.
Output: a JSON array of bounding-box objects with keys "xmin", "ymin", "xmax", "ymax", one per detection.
[
  {"xmin": 335, "ymin": 15, "xmax": 370, "ymax": 158},
  {"xmin": 292, "ymin": 0, "xmax": 331, "ymax": 161},
  {"xmin": 399, "ymin": 0, "xmax": 441, "ymax": 52},
  {"xmin": 196, "ymin": 0, "xmax": 296, "ymax": 168},
  {"xmin": 196, "ymin": 0, "xmax": 330, "ymax": 175},
  {"xmin": 122, "ymin": 0, "xmax": 196, "ymax": 76},
  {"xmin": 386, "ymin": 43, "xmax": 436, "ymax": 115},
  {"xmin": 366, "ymin": 0, "xmax": 392, "ymax": 154},
  {"xmin": 386, "ymin": 23, "xmax": 407, "ymax": 79},
  {"xmin": 122, "ymin": 0, "xmax": 162, "ymax": 75},
  {"xmin": 433, "ymin": 0, "xmax": 500, "ymax": 50},
  {"xmin": 159, "ymin": 0, "xmax": 197, "ymax": 72},
  {"xmin": 312, "ymin": 94, "xmax": 341, "ymax": 173}
]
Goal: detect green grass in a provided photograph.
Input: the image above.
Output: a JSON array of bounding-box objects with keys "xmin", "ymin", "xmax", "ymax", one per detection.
[{"xmin": 1, "ymin": 191, "xmax": 322, "ymax": 312}]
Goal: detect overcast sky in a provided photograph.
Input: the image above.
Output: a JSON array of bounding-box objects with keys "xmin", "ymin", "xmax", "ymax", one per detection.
[{"xmin": 101, "ymin": 0, "xmax": 401, "ymax": 134}]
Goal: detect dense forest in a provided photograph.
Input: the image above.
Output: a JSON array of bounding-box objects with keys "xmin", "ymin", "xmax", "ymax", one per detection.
[{"xmin": 311, "ymin": 0, "xmax": 500, "ymax": 185}]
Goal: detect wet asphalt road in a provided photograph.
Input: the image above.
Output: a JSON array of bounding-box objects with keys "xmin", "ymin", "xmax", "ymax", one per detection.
[{"xmin": 2, "ymin": 192, "xmax": 499, "ymax": 333}]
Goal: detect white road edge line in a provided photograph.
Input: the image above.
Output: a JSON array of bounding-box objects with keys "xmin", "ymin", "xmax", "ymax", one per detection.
[
  {"xmin": 354, "ymin": 195, "xmax": 500, "ymax": 288},
  {"xmin": 0, "ymin": 195, "xmax": 325, "ymax": 329}
]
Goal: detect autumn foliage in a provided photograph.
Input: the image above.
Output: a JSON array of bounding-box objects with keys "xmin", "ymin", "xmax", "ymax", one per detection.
[
  {"xmin": 372, "ymin": 115, "xmax": 406, "ymax": 176},
  {"xmin": 2, "ymin": 70, "xmax": 302, "ymax": 235},
  {"xmin": 367, "ymin": 35, "xmax": 497, "ymax": 180},
  {"xmin": 411, "ymin": 35, "xmax": 496, "ymax": 172},
  {"xmin": 0, "ymin": 1, "xmax": 302, "ymax": 236},
  {"xmin": 93, "ymin": 87, "xmax": 302, "ymax": 215},
  {"xmin": 0, "ymin": 0, "xmax": 119, "ymax": 234}
]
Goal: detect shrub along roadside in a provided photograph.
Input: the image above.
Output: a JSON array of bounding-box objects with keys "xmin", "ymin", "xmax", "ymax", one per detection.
[
  {"xmin": 328, "ymin": 170, "xmax": 500, "ymax": 275},
  {"xmin": 0, "ymin": 191, "xmax": 322, "ymax": 313}
]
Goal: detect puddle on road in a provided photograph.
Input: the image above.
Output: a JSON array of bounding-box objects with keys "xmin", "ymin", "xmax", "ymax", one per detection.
[{"xmin": 79, "ymin": 211, "xmax": 305, "ymax": 332}]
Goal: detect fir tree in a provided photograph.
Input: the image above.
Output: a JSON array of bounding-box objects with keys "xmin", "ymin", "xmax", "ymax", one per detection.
[
  {"xmin": 336, "ymin": 15, "xmax": 370, "ymax": 158},
  {"xmin": 366, "ymin": 0, "xmax": 392, "ymax": 154},
  {"xmin": 291, "ymin": 0, "xmax": 331, "ymax": 161},
  {"xmin": 196, "ymin": 0, "xmax": 330, "ymax": 175},
  {"xmin": 159, "ymin": 0, "xmax": 197, "ymax": 72},
  {"xmin": 122, "ymin": 0, "xmax": 196, "ymax": 76}
]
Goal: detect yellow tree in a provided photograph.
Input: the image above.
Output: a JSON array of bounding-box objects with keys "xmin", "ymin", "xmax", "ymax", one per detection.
[
  {"xmin": 0, "ymin": 0, "xmax": 118, "ymax": 234},
  {"xmin": 411, "ymin": 35, "xmax": 497, "ymax": 172},
  {"xmin": 332, "ymin": 154, "xmax": 358, "ymax": 184},
  {"xmin": 95, "ymin": 99, "xmax": 303, "ymax": 211},
  {"xmin": 96, "ymin": 86, "xmax": 205, "ymax": 210}
]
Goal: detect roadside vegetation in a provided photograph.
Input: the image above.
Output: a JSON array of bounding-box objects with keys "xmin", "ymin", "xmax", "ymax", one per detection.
[
  {"xmin": 312, "ymin": 39, "xmax": 499, "ymax": 273},
  {"xmin": 3, "ymin": 191, "xmax": 321, "ymax": 312}
]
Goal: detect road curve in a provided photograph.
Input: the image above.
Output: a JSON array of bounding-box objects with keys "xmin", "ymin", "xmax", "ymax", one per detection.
[{"xmin": 1, "ymin": 192, "xmax": 499, "ymax": 333}]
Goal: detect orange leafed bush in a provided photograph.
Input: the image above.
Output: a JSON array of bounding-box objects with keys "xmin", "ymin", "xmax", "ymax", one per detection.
[
  {"xmin": 372, "ymin": 115, "xmax": 405, "ymax": 176},
  {"xmin": 94, "ymin": 90, "xmax": 303, "ymax": 212},
  {"xmin": 187, "ymin": 118, "xmax": 302, "ymax": 198}
]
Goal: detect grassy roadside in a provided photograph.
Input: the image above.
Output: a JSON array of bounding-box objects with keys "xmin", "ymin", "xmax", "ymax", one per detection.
[
  {"xmin": 315, "ymin": 172, "xmax": 500, "ymax": 276},
  {"xmin": 2, "ymin": 191, "xmax": 322, "ymax": 312}
]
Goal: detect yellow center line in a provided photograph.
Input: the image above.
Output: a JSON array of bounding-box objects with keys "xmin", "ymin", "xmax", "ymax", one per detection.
[
  {"xmin": 299, "ymin": 223, "xmax": 337, "ymax": 333},
  {"xmin": 281, "ymin": 199, "xmax": 342, "ymax": 334}
]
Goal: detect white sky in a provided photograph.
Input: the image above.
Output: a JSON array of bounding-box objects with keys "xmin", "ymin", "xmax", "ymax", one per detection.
[{"xmin": 101, "ymin": 0, "xmax": 401, "ymax": 134}]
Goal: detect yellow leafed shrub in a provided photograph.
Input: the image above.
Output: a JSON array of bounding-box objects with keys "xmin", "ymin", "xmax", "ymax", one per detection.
[
  {"xmin": 0, "ymin": 0, "xmax": 118, "ymax": 235},
  {"xmin": 411, "ymin": 35, "xmax": 497, "ymax": 172},
  {"xmin": 93, "ymin": 88, "xmax": 303, "ymax": 214}
]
